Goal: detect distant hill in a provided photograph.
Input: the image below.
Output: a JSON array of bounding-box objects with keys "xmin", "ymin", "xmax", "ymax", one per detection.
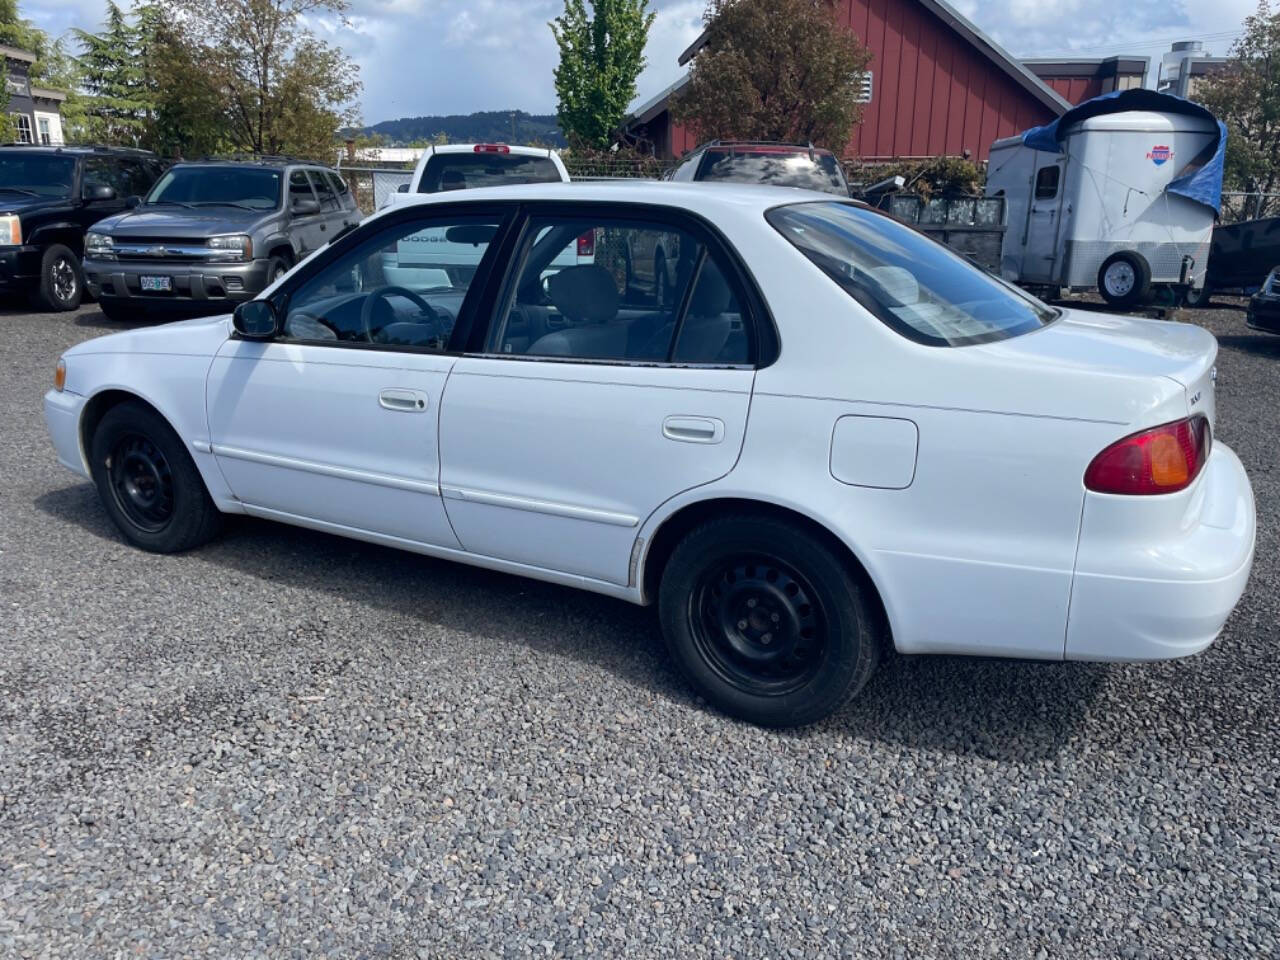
[{"xmin": 356, "ymin": 111, "xmax": 566, "ymax": 147}]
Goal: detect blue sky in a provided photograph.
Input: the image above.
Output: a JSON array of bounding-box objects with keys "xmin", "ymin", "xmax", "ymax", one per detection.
[{"xmin": 26, "ymin": 0, "xmax": 1254, "ymax": 126}]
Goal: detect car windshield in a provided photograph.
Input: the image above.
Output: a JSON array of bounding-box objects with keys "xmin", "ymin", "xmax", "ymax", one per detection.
[
  {"xmin": 0, "ymin": 153, "xmax": 76, "ymax": 197},
  {"xmin": 419, "ymin": 153, "xmax": 561, "ymax": 193},
  {"xmin": 768, "ymin": 201, "xmax": 1057, "ymax": 346},
  {"xmin": 146, "ymin": 166, "xmax": 282, "ymax": 209},
  {"xmin": 698, "ymin": 149, "xmax": 848, "ymax": 195}
]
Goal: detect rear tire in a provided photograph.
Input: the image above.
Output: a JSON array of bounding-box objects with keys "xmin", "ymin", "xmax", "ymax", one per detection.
[
  {"xmin": 658, "ymin": 514, "xmax": 880, "ymax": 727},
  {"xmin": 1183, "ymin": 284, "xmax": 1212, "ymax": 308},
  {"xmin": 33, "ymin": 244, "xmax": 84, "ymax": 311},
  {"xmin": 90, "ymin": 401, "xmax": 222, "ymax": 553},
  {"xmin": 1098, "ymin": 252, "xmax": 1151, "ymax": 308}
]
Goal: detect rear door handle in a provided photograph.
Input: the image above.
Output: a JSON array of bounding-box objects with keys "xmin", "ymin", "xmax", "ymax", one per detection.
[
  {"xmin": 663, "ymin": 415, "xmax": 724, "ymax": 444},
  {"xmin": 379, "ymin": 389, "xmax": 427, "ymax": 413}
]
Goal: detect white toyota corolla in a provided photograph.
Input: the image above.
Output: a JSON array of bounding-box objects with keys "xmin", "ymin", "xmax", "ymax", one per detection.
[{"xmin": 44, "ymin": 182, "xmax": 1256, "ymax": 726}]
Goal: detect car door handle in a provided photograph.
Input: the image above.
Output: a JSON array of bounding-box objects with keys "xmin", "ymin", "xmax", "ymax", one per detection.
[
  {"xmin": 378, "ymin": 389, "xmax": 427, "ymax": 413},
  {"xmin": 663, "ymin": 416, "xmax": 724, "ymax": 444}
]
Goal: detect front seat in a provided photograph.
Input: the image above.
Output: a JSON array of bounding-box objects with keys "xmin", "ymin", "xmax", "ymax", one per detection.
[{"xmin": 527, "ymin": 265, "xmax": 627, "ymax": 358}]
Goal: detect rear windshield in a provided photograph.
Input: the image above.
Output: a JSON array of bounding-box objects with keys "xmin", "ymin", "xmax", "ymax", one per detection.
[
  {"xmin": 0, "ymin": 153, "xmax": 75, "ymax": 197},
  {"xmin": 698, "ymin": 149, "xmax": 848, "ymax": 196},
  {"xmin": 145, "ymin": 166, "xmax": 282, "ymax": 209},
  {"xmin": 419, "ymin": 153, "xmax": 562, "ymax": 193},
  {"xmin": 767, "ymin": 201, "xmax": 1057, "ymax": 346}
]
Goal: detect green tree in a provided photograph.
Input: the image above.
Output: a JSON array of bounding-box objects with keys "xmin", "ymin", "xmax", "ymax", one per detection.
[
  {"xmin": 74, "ymin": 2, "xmax": 150, "ymax": 145},
  {"xmin": 1199, "ymin": 0, "xmax": 1280, "ymax": 217},
  {"xmin": 550, "ymin": 0, "xmax": 655, "ymax": 148},
  {"xmin": 672, "ymin": 0, "xmax": 872, "ymax": 152},
  {"xmin": 165, "ymin": 0, "xmax": 362, "ymax": 161}
]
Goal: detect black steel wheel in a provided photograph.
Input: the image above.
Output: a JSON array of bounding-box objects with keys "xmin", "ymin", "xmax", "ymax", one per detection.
[
  {"xmin": 659, "ymin": 514, "xmax": 882, "ymax": 726},
  {"xmin": 90, "ymin": 400, "xmax": 223, "ymax": 553},
  {"xmin": 106, "ymin": 432, "xmax": 175, "ymax": 533},
  {"xmin": 689, "ymin": 553, "xmax": 828, "ymax": 697}
]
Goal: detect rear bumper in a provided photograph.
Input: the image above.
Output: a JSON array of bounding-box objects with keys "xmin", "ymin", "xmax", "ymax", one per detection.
[
  {"xmin": 1066, "ymin": 441, "xmax": 1256, "ymax": 661},
  {"xmin": 43, "ymin": 388, "xmax": 89, "ymax": 478},
  {"xmin": 83, "ymin": 256, "xmax": 272, "ymax": 311}
]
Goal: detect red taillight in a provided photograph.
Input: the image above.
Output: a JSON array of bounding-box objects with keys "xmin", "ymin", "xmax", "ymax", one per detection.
[
  {"xmin": 474, "ymin": 143, "xmax": 510, "ymax": 154},
  {"xmin": 576, "ymin": 230, "xmax": 595, "ymax": 256},
  {"xmin": 1084, "ymin": 416, "xmax": 1211, "ymax": 495}
]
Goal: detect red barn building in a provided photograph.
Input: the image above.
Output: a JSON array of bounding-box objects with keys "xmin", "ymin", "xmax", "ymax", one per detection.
[
  {"xmin": 626, "ymin": 0, "xmax": 1085, "ymax": 162},
  {"xmin": 1024, "ymin": 56, "xmax": 1150, "ymax": 105}
]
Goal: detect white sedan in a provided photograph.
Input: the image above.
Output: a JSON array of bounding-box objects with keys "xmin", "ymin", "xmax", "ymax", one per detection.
[{"xmin": 44, "ymin": 182, "xmax": 1256, "ymax": 726}]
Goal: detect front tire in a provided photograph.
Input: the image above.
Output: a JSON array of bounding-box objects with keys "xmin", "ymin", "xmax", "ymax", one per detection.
[
  {"xmin": 34, "ymin": 244, "xmax": 84, "ymax": 311},
  {"xmin": 90, "ymin": 401, "xmax": 222, "ymax": 553},
  {"xmin": 658, "ymin": 515, "xmax": 880, "ymax": 727},
  {"xmin": 1098, "ymin": 252, "xmax": 1151, "ymax": 308}
]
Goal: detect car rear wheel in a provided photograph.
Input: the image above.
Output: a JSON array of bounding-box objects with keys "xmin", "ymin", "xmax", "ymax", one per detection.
[
  {"xmin": 1098, "ymin": 252, "xmax": 1151, "ymax": 308},
  {"xmin": 90, "ymin": 401, "xmax": 222, "ymax": 553},
  {"xmin": 34, "ymin": 244, "xmax": 84, "ymax": 311},
  {"xmin": 658, "ymin": 514, "xmax": 880, "ymax": 726}
]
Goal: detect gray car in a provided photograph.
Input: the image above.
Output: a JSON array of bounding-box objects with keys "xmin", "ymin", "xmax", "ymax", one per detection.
[{"xmin": 83, "ymin": 158, "xmax": 361, "ymax": 320}]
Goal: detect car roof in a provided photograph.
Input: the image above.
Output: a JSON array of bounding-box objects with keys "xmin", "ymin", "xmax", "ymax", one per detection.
[
  {"xmin": 373, "ymin": 180, "xmax": 857, "ymax": 218},
  {"xmin": 429, "ymin": 143, "xmax": 556, "ymax": 158},
  {"xmin": 0, "ymin": 144, "xmax": 155, "ymax": 157}
]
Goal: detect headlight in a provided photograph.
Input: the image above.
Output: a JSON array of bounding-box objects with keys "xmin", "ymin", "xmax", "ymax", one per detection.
[
  {"xmin": 0, "ymin": 214, "xmax": 21, "ymax": 246},
  {"xmin": 54, "ymin": 357, "xmax": 66, "ymax": 392},
  {"xmin": 85, "ymin": 232, "xmax": 114, "ymax": 260},
  {"xmin": 208, "ymin": 234, "xmax": 253, "ymax": 261}
]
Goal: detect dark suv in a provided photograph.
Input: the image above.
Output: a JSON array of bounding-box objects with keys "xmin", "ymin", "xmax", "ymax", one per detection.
[
  {"xmin": 83, "ymin": 157, "xmax": 361, "ymax": 320},
  {"xmin": 669, "ymin": 141, "xmax": 851, "ymax": 196},
  {"xmin": 0, "ymin": 145, "xmax": 166, "ymax": 311}
]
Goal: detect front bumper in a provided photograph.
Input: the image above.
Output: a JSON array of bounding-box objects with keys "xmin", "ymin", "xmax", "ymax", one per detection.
[
  {"xmin": 0, "ymin": 244, "xmax": 45, "ymax": 292},
  {"xmin": 1066, "ymin": 441, "xmax": 1256, "ymax": 661},
  {"xmin": 44, "ymin": 388, "xmax": 90, "ymax": 479},
  {"xmin": 1246, "ymin": 294, "xmax": 1280, "ymax": 334},
  {"xmin": 83, "ymin": 256, "xmax": 272, "ymax": 311}
]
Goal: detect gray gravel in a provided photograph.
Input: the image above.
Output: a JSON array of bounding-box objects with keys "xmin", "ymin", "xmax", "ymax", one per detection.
[{"xmin": 1, "ymin": 297, "xmax": 1277, "ymax": 958}]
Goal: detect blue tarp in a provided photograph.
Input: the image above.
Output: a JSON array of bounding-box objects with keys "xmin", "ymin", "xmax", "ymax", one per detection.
[{"xmin": 1020, "ymin": 88, "xmax": 1228, "ymax": 215}]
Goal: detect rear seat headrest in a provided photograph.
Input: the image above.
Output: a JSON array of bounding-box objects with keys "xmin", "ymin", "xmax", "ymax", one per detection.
[{"xmin": 547, "ymin": 265, "xmax": 619, "ymax": 324}]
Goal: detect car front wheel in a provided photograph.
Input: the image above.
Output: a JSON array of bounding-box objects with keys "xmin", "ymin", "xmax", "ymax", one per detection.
[
  {"xmin": 658, "ymin": 514, "xmax": 881, "ymax": 726},
  {"xmin": 34, "ymin": 243, "xmax": 84, "ymax": 311},
  {"xmin": 90, "ymin": 400, "xmax": 223, "ymax": 553}
]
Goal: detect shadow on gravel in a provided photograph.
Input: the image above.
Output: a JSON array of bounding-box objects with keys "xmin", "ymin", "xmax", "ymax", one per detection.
[
  {"xmin": 37, "ymin": 483, "xmax": 1111, "ymax": 761},
  {"xmin": 1216, "ymin": 333, "xmax": 1280, "ymax": 359}
]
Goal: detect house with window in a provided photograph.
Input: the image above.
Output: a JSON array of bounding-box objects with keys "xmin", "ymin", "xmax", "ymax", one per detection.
[
  {"xmin": 2, "ymin": 44, "xmax": 66, "ymax": 145},
  {"xmin": 624, "ymin": 0, "xmax": 1159, "ymax": 164}
]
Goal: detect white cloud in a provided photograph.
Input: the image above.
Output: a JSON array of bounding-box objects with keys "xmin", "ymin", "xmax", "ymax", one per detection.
[{"xmin": 23, "ymin": 0, "xmax": 1256, "ymax": 125}]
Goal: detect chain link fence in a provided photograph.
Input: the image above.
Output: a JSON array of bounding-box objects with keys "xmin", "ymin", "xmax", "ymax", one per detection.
[
  {"xmin": 338, "ymin": 165, "xmax": 414, "ymax": 213},
  {"xmin": 1220, "ymin": 192, "xmax": 1280, "ymax": 223},
  {"xmin": 562, "ymin": 156, "xmax": 670, "ymax": 180}
]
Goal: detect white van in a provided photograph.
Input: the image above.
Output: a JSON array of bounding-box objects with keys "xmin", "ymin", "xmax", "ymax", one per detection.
[{"xmin": 986, "ymin": 90, "xmax": 1226, "ymax": 306}]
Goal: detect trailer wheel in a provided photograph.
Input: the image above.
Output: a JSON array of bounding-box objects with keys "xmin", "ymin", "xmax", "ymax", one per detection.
[
  {"xmin": 1098, "ymin": 252, "xmax": 1151, "ymax": 308},
  {"xmin": 1183, "ymin": 284, "xmax": 1212, "ymax": 308}
]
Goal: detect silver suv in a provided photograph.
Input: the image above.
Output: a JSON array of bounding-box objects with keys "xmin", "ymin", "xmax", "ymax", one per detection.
[{"xmin": 83, "ymin": 157, "xmax": 361, "ymax": 321}]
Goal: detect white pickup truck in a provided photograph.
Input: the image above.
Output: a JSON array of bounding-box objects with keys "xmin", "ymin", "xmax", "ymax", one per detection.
[{"xmin": 380, "ymin": 143, "xmax": 588, "ymax": 286}]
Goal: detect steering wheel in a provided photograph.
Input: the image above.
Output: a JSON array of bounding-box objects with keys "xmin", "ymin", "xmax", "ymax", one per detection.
[{"xmin": 359, "ymin": 285, "xmax": 439, "ymax": 342}]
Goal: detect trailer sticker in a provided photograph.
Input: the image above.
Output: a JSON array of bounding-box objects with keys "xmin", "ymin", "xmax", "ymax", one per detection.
[{"xmin": 1147, "ymin": 145, "xmax": 1173, "ymax": 166}]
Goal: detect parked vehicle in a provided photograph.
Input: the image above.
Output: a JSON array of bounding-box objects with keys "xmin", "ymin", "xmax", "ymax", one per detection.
[
  {"xmin": 1246, "ymin": 267, "xmax": 1280, "ymax": 334},
  {"xmin": 45, "ymin": 182, "xmax": 1255, "ymax": 727},
  {"xmin": 0, "ymin": 144, "xmax": 165, "ymax": 311},
  {"xmin": 83, "ymin": 157, "xmax": 361, "ymax": 321},
  {"xmin": 1184, "ymin": 216, "xmax": 1280, "ymax": 307},
  {"xmin": 669, "ymin": 141, "xmax": 851, "ymax": 197},
  {"xmin": 986, "ymin": 89, "xmax": 1226, "ymax": 307}
]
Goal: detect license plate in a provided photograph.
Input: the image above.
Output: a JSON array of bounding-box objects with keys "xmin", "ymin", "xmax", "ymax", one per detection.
[{"xmin": 140, "ymin": 275, "xmax": 172, "ymax": 292}]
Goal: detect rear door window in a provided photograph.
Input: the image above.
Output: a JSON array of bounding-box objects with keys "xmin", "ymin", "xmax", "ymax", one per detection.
[
  {"xmin": 419, "ymin": 152, "xmax": 562, "ymax": 193},
  {"xmin": 1034, "ymin": 166, "xmax": 1060, "ymax": 200}
]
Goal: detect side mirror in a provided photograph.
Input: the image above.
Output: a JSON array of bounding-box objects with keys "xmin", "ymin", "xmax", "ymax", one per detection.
[
  {"xmin": 232, "ymin": 300, "xmax": 279, "ymax": 339},
  {"xmin": 124, "ymin": 195, "xmax": 141, "ymax": 209},
  {"xmin": 291, "ymin": 197, "xmax": 321, "ymax": 216},
  {"xmin": 83, "ymin": 182, "xmax": 117, "ymax": 202}
]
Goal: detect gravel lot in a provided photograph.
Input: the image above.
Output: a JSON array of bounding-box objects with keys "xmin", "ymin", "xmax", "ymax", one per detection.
[{"xmin": 0, "ymin": 297, "xmax": 1276, "ymax": 958}]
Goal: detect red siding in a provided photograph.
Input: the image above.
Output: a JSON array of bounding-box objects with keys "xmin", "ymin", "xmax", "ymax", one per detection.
[
  {"xmin": 639, "ymin": 0, "xmax": 1060, "ymax": 162},
  {"xmin": 1041, "ymin": 75, "xmax": 1104, "ymax": 104}
]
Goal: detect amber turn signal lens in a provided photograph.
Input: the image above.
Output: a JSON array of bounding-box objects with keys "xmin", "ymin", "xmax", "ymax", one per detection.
[{"xmin": 54, "ymin": 358, "xmax": 66, "ymax": 392}]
